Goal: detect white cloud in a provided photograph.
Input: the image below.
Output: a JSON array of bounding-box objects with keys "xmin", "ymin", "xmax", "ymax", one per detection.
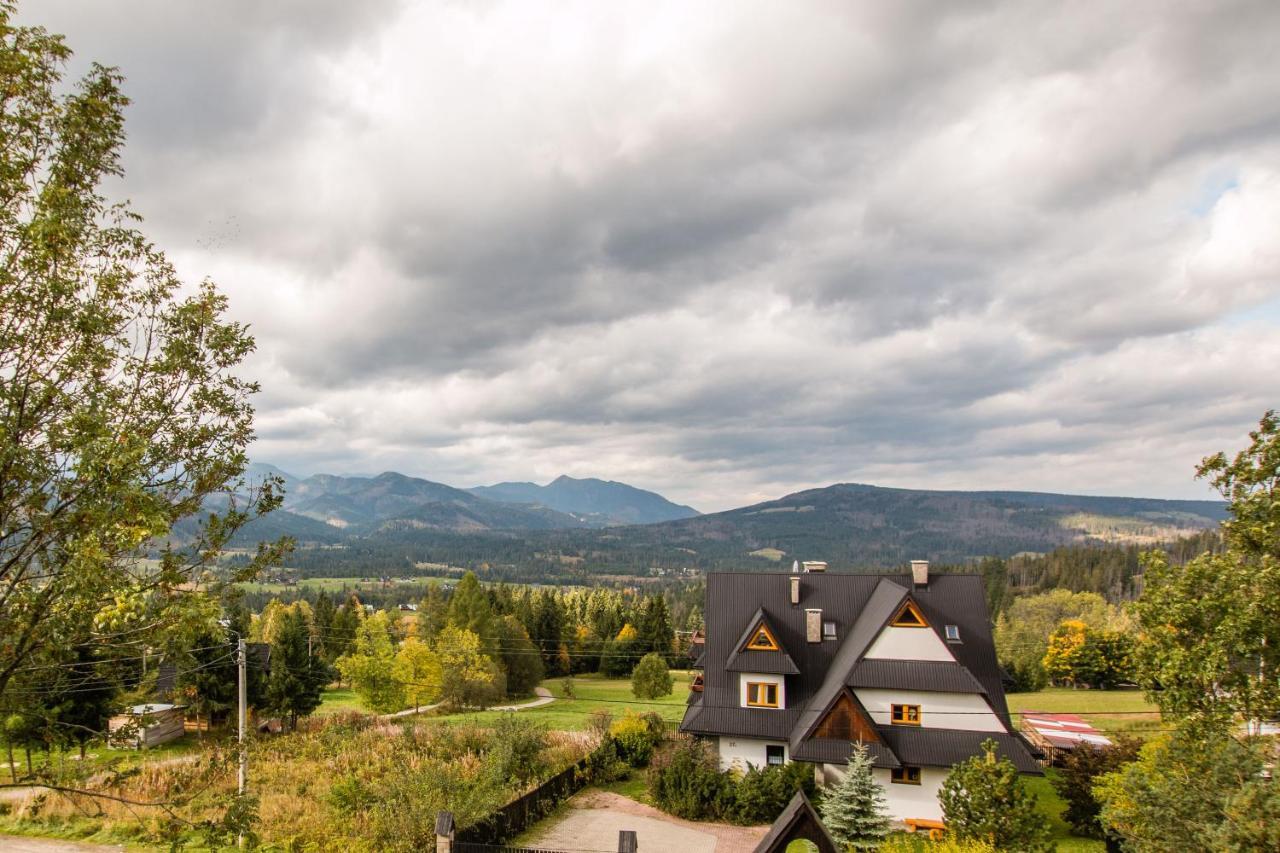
[{"xmin": 22, "ymin": 0, "xmax": 1280, "ymax": 510}]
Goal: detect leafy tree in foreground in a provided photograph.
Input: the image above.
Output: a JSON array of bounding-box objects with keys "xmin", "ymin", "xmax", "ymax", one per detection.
[
  {"xmin": 0, "ymin": 2, "xmax": 285, "ymax": 820},
  {"xmin": 939, "ymin": 740, "xmax": 1052, "ymax": 853},
  {"xmin": 631, "ymin": 652, "xmax": 673, "ymax": 699},
  {"xmin": 819, "ymin": 743, "xmax": 889, "ymax": 851},
  {"xmin": 1094, "ymin": 730, "xmax": 1280, "ymax": 852},
  {"xmin": 1132, "ymin": 411, "xmax": 1280, "ymax": 729}
]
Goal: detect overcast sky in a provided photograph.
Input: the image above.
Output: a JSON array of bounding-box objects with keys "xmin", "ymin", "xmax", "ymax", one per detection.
[{"xmin": 26, "ymin": 1, "xmax": 1280, "ymax": 510}]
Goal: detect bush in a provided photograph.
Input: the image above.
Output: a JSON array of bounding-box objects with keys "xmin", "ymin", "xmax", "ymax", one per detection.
[
  {"xmin": 648, "ymin": 736, "xmax": 730, "ymax": 820},
  {"xmin": 939, "ymin": 739, "xmax": 1052, "ymax": 853},
  {"xmin": 726, "ymin": 761, "xmax": 815, "ymax": 824},
  {"xmin": 582, "ymin": 737, "xmax": 629, "ymax": 784},
  {"xmin": 486, "ymin": 715, "xmax": 549, "ymax": 788},
  {"xmin": 1050, "ymin": 737, "xmax": 1141, "ymax": 838},
  {"xmin": 880, "ymin": 835, "xmax": 996, "ymax": 852},
  {"xmin": 631, "ymin": 653, "xmax": 673, "ymax": 699},
  {"xmin": 609, "ymin": 710, "xmax": 664, "ymax": 767}
]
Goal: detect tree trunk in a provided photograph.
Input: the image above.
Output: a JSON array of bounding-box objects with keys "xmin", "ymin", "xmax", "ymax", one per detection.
[
  {"xmin": 6, "ymin": 741, "xmax": 15, "ymax": 783},
  {"xmin": 24, "ymin": 746, "xmax": 32, "ymax": 777}
]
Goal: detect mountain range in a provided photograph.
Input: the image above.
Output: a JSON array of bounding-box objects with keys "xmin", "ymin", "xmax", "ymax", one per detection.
[
  {"xmin": 244, "ymin": 464, "xmax": 695, "ymax": 532},
  {"xmin": 231, "ymin": 465, "xmax": 1226, "ymax": 574}
]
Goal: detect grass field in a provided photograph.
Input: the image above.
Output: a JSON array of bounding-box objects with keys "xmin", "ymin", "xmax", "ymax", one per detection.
[
  {"xmin": 237, "ymin": 575, "xmax": 436, "ymax": 595},
  {"xmin": 425, "ymin": 671, "xmax": 693, "ymax": 730},
  {"xmin": 315, "ymin": 686, "xmax": 366, "ymax": 715},
  {"xmin": 1006, "ymin": 687, "xmax": 1164, "ymax": 737}
]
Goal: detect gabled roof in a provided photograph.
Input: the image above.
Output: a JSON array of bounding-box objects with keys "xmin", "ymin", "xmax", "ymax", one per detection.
[
  {"xmin": 752, "ymin": 790, "xmax": 841, "ymax": 853},
  {"xmin": 789, "ymin": 578, "xmax": 906, "ymax": 746},
  {"xmin": 875, "ymin": 727, "xmax": 1042, "ymax": 773},
  {"xmin": 848, "ymin": 659, "xmax": 988, "ymax": 694},
  {"xmin": 725, "ymin": 607, "xmax": 800, "ymax": 675}
]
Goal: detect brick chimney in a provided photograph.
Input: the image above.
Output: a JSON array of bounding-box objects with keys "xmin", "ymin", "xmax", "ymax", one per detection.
[
  {"xmin": 911, "ymin": 560, "xmax": 929, "ymax": 587},
  {"xmin": 789, "ymin": 574, "xmax": 801, "ymax": 606}
]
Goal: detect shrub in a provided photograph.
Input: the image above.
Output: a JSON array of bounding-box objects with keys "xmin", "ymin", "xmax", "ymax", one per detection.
[
  {"xmin": 486, "ymin": 715, "xmax": 549, "ymax": 788},
  {"xmin": 582, "ymin": 737, "xmax": 629, "ymax": 784},
  {"xmin": 609, "ymin": 710, "xmax": 663, "ymax": 767},
  {"xmin": 648, "ymin": 736, "xmax": 729, "ymax": 820},
  {"xmin": 727, "ymin": 761, "xmax": 815, "ymax": 825},
  {"xmin": 939, "ymin": 740, "xmax": 1051, "ymax": 853},
  {"xmin": 631, "ymin": 653, "xmax": 673, "ymax": 699},
  {"xmin": 1049, "ymin": 737, "xmax": 1141, "ymax": 838},
  {"xmin": 586, "ymin": 708, "xmax": 613, "ymax": 744}
]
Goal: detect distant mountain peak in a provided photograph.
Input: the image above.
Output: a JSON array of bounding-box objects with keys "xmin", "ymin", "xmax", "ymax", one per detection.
[{"xmin": 470, "ymin": 475, "xmax": 698, "ymax": 525}]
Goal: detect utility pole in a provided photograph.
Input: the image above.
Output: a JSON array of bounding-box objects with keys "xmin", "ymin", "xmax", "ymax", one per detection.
[{"xmin": 237, "ymin": 637, "xmax": 247, "ymax": 849}]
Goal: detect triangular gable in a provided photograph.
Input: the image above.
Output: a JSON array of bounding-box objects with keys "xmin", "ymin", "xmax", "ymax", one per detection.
[
  {"xmin": 725, "ymin": 607, "xmax": 801, "ymax": 674},
  {"xmin": 891, "ymin": 598, "xmax": 929, "ymax": 627},
  {"xmin": 863, "ymin": 608, "xmax": 959, "ymax": 662},
  {"xmin": 808, "ymin": 688, "xmax": 882, "ymax": 744}
]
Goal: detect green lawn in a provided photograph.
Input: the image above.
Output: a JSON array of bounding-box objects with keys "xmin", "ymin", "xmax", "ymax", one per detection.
[
  {"xmin": 315, "ymin": 686, "xmax": 366, "ymax": 715},
  {"xmin": 237, "ymin": 576, "xmax": 416, "ymax": 595},
  {"xmin": 1027, "ymin": 769, "xmax": 1106, "ymax": 852},
  {"xmin": 1006, "ymin": 687, "xmax": 1164, "ymax": 737},
  {"xmin": 425, "ymin": 671, "xmax": 693, "ymax": 730}
]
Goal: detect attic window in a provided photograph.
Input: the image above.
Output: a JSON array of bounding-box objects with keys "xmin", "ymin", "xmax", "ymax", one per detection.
[
  {"xmin": 945, "ymin": 624, "xmax": 961, "ymax": 642},
  {"xmin": 891, "ymin": 704, "xmax": 921, "ymax": 726},
  {"xmin": 745, "ymin": 625, "xmax": 780, "ymax": 651},
  {"xmin": 890, "ymin": 600, "xmax": 929, "ymax": 628},
  {"xmin": 822, "ymin": 620, "xmax": 837, "ymax": 640}
]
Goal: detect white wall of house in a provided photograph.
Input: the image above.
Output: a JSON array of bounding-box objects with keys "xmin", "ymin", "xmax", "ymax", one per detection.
[
  {"xmin": 853, "ymin": 688, "xmax": 1005, "ymax": 731},
  {"xmin": 738, "ymin": 672, "xmax": 787, "ymax": 708},
  {"xmin": 820, "ymin": 763, "xmax": 947, "ymax": 822},
  {"xmin": 864, "ymin": 625, "xmax": 955, "ymax": 661},
  {"xmin": 715, "ymin": 736, "xmax": 787, "ymax": 772}
]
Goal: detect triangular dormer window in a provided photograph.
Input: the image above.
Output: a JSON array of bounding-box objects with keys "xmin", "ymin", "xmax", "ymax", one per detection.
[
  {"xmin": 745, "ymin": 624, "xmax": 780, "ymax": 651},
  {"xmin": 890, "ymin": 599, "xmax": 929, "ymax": 628}
]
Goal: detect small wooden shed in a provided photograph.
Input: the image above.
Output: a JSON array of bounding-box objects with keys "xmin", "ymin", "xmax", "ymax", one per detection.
[{"xmin": 108, "ymin": 703, "xmax": 187, "ymax": 748}]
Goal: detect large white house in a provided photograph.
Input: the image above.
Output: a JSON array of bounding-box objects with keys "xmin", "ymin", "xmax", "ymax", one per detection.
[{"xmin": 680, "ymin": 561, "xmax": 1040, "ymax": 823}]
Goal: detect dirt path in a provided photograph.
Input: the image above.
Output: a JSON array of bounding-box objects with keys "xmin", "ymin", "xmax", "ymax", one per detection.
[
  {"xmin": 520, "ymin": 789, "xmax": 767, "ymax": 853},
  {"xmin": 488, "ymin": 686, "xmax": 554, "ymax": 711},
  {"xmin": 0, "ymin": 837, "xmax": 125, "ymax": 852}
]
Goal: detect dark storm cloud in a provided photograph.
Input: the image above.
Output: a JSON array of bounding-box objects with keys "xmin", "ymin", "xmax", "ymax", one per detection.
[{"xmin": 20, "ymin": 0, "xmax": 1280, "ymax": 509}]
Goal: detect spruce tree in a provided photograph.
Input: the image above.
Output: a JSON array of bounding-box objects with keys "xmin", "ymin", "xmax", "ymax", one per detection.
[{"xmin": 819, "ymin": 743, "xmax": 890, "ymax": 850}]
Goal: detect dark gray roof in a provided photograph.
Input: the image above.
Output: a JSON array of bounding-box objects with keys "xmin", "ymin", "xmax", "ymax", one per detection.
[
  {"xmin": 727, "ymin": 649, "xmax": 800, "ymax": 675},
  {"xmin": 724, "ymin": 608, "xmax": 799, "ymax": 675},
  {"xmin": 681, "ymin": 702, "xmax": 801, "ymax": 740},
  {"xmin": 790, "ymin": 738, "xmax": 899, "ymax": 768},
  {"xmin": 692, "ymin": 650, "xmax": 705, "ymax": 669},
  {"xmin": 875, "ymin": 727, "xmax": 1042, "ymax": 773},
  {"xmin": 848, "ymin": 659, "xmax": 987, "ymax": 694}
]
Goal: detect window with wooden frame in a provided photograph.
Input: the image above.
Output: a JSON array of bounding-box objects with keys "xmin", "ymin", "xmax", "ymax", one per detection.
[
  {"xmin": 746, "ymin": 681, "xmax": 780, "ymax": 708},
  {"xmin": 891, "ymin": 766, "xmax": 922, "ymax": 785},
  {"xmin": 891, "ymin": 704, "xmax": 921, "ymax": 725},
  {"xmin": 745, "ymin": 624, "xmax": 780, "ymax": 651},
  {"xmin": 890, "ymin": 599, "xmax": 929, "ymax": 628}
]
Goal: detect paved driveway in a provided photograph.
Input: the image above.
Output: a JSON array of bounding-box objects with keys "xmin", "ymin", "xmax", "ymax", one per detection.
[{"xmin": 519, "ymin": 790, "xmax": 766, "ymax": 853}]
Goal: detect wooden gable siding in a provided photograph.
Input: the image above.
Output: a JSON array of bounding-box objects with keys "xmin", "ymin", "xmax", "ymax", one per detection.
[{"xmin": 814, "ymin": 691, "xmax": 880, "ymax": 743}]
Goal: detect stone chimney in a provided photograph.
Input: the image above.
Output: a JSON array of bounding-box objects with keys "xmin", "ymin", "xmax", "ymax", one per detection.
[
  {"xmin": 802, "ymin": 561, "xmax": 827, "ymax": 573},
  {"xmin": 789, "ymin": 574, "xmax": 801, "ymax": 605},
  {"xmin": 911, "ymin": 560, "xmax": 929, "ymax": 587},
  {"xmin": 805, "ymin": 608, "xmax": 822, "ymax": 643}
]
